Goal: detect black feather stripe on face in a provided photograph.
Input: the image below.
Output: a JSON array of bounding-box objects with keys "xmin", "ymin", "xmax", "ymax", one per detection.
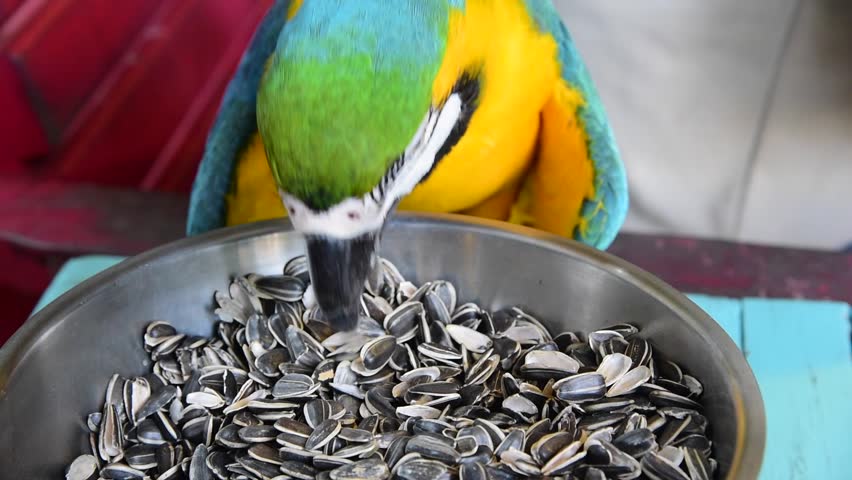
[
  {"xmin": 420, "ymin": 73, "xmax": 481, "ymax": 183},
  {"xmin": 369, "ymin": 73, "xmax": 480, "ymax": 205},
  {"xmin": 370, "ymin": 153, "xmax": 405, "ymax": 203}
]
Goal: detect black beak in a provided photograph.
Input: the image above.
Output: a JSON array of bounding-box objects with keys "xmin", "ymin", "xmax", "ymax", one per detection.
[{"xmin": 305, "ymin": 232, "xmax": 377, "ymax": 332}]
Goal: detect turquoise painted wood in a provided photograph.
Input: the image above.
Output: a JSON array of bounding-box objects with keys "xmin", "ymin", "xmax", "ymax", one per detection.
[
  {"xmin": 689, "ymin": 295, "xmax": 852, "ymax": 480},
  {"xmin": 31, "ymin": 256, "xmax": 852, "ymax": 480},
  {"xmin": 688, "ymin": 293, "xmax": 743, "ymax": 349},
  {"xmin": 742, "ymin": 299, "xmax": 852, "ymax": 480},
  {"xmin": 32, "ymin": 255, "xmax": 125, "ymax": 313}
]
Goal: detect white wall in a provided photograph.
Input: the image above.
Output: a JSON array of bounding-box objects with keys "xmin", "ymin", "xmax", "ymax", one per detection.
[{"xmin": 556, "ymin": 0, "xmax": 852, "ymax": 250}]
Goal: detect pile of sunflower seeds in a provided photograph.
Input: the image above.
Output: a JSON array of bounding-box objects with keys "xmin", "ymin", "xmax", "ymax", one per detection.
[{"xmin": 66, "ymin": 255, "xmax": 717, "ymax": 480}]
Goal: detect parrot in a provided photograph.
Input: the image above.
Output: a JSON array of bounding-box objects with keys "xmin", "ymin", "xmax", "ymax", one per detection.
[{"xmin": 187, "ymin": 0, "xmax": 628, "ymax": 332}]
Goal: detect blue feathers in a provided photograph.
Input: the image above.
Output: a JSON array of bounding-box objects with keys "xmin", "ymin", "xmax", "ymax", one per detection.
[
  {"xmin": 186, "ymin": 0, "xmax": 291, "ymax": 236},
  {"xmin": 274, "ymin": 1, "xmax": 450, "ymax": 73},
  {"xmin": 523, "ymin": 0, "xmax": 629, "ymax": 250}
]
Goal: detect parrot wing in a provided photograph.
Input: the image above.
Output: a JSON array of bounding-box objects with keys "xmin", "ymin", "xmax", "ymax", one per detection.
[
  {"xmin": 186, "ymin": 0, "xmax": 291, "ymax": 236},
  {"xmin": 518, "ymin": 1, "xmax": 629, "ymax": 250}
]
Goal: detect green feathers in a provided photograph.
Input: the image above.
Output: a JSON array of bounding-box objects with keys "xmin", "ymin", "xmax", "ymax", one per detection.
[{"xmin": 257, "ymin": 0, "xmax": 453, "ymax": 210}]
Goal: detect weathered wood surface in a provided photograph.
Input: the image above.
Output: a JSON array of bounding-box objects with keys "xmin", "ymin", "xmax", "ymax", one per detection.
[
  {"xmin": 4, "ymin": 182, "xmax": 849, "ymax": 301},
  {"xmin": 687, "ymin": 294, "xmax": 852, "ymax": 480}
]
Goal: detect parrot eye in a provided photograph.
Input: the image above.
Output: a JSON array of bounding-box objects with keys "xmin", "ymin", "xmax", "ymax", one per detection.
[{"xmin": 347, "ymin": 211, "xmax": 360, "ymax": 221}]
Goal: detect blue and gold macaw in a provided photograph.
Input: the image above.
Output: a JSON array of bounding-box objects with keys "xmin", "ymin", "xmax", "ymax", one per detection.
[{"xmin": 188, "ymin": 0, "xmax": 628, "ymax": 331}]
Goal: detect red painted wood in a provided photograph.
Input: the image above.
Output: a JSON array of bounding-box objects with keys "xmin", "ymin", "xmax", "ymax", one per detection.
[
  {"xmin": 0, "ymin": 1, "xmax": 272, "ymax": 337},
  {"xmin": 140, "ymin": 0, "xmax": 273, "ymax": 192},
  {"xmin": 0, "ymin": 242, "xmax": 51, "ymax": 344},
  {"xmin": 50, "ymin": 0, "xmax": 199, "ymax": 186},
  {"xmin": 0, "ymin": 283, "xmax": 40, "ymax": 345},
  {"xmin": 142, "ymin": 80, "xmax": 224, "ymax": 193},
  {"xmin": 0, "ymin": 242, "xmax": 54, "ymax": 292},
  {"xmin": 0, "ymin": 0, "xmax": 51, "ymax": 47},
  {"xmin": 52, "ymin": 0, "xmax": 261, "ymax": 189},
  {"xmin": 0, "ymin": 177, "xmax": 187, "ymax": 256},
  {"xmin": 0, "ymin": 0, "xmax": 26, "ymax": 24},
  {"xmin": 0, "ymin": 242, "xmax": 66, "ymax": 346},
  {"xmin": 3, "ymin": 176, "xmax": 850, "ymax": 306},
  {"xmin": 1, "ymin": 0, "xmax": 158, "ymax": 136},
  {"xmin": 0, "ymin": 53, "xmax": 49, "ymax": 173},
  {"xmin": 609, "ymin": 234, "xmax": 852, "ymax": 304}
]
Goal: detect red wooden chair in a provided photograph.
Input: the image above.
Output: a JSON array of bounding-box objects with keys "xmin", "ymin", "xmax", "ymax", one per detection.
[{"xmin": 0, "ymin": 0, "xmax": 273, "ymax": 340}]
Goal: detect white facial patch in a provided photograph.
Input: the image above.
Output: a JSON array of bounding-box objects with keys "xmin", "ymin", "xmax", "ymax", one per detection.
[{"xmin": 281, "ymin": 93, "xmax": 464, "ymax": 239}]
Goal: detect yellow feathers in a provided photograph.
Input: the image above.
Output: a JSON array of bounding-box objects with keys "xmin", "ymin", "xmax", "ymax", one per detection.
[
  {"xmin": 225, "ymin": 133, "xmax": 285, "ymax": 225},
  {"xmin": 400, "ymin": 0, "xmax": 559, "ymax": 214},
  {"xmin": 526, "ymin": 82, "xmax": 595, "ymax": 237},
  {"xmin": 225, "ymin": 0, "xmax": 598, "ymax": 241},
  {"xmin": 286, "ymin": 0, "xmax": 303, "ymax": 21}
]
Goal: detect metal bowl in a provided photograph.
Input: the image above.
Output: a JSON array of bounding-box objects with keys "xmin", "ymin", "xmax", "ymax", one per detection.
[{"xmin": 0, "ymin": 213, "xmax": 765, "ymax": 478}]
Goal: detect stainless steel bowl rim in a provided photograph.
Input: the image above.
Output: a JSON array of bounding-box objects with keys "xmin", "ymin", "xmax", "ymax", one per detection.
[{"xmin": 0, "ymin": 212, "xmax": 765, "ymax": 479}]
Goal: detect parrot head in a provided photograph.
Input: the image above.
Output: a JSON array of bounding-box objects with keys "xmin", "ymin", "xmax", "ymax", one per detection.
[{"xmin": 257, "ymin": 0, "xmax": 475, "ymax": 331}]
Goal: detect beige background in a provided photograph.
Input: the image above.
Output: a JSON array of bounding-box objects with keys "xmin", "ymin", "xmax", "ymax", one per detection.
[{"xmin": 556, "ymin": 0, "xmax": 851, "ymax": 250}]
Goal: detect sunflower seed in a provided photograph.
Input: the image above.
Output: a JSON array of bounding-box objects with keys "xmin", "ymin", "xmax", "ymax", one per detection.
[
  {"xmin": 406, "ymin": 434, "xmax": 460, "ymax": 464},
  {"xmin": 238, "ymin": 425, "xmax": 277, "ymax": 443},
  {"xmin": 597, "ymin": 353, "xmax": 632, "ymax": 386},
  {"xmin": 555, "ymin": 372, "xmax": 606, "ymax": 402},
  {"xmin": 642, "ymin": 451, "xmax": 690, "ymax": 480},
  {"xmin": 124, "ymin": 445, "xmax": 157, "ymax": 471},
  {"xmin": 445, "ymin": 324, "xmax": 492, "ymax": 354},
  {"xmin": 625, "ymin": 338, "xmax": 652, "ymax": 367},
  {"xmin": 650, "ymin": 389, "xmax": 704, "ymax": 410},
  {"xmin": 66, "ymin": 455, "xmax": 99, "ymax": 480},
  {"xmin": 502, "ymin": 394, "xmax": 538, "ymax": 423},
  {"xmin": 247, "ymin": 443, "xmax": 282, "ymax": 465},
  {"xmin": 541, "ymin": 440, "xmax": 585, "ymax": 476},
  {"xmin": 100, "ymin": 463, "xmax": 145, "ymax": 480},
  {"xmin": 607, "ymin": 365, "xmax": 651, "ymax": 397},
  {"xmin": 339, "ymin": 427, "xmax": 373, "ymax": 443},
  {"xmin": 253, "ymin": 275, "xmax": 305, "ymax": 302},
  {"xmin": 188, "ymin": 444, "xmax": 211, "ymax": 480},
  {"xmin": 683, "ymin": 374, "xmax": 704, "ymax": 398},
  {"xmin": 215, "ymin": 424, "xmax": 248, "ymax": 448},
  {"xmin": 272, "ymin": 373, "xmax": 318, "ymax": 398},
  {"xmin": 521, "ymin": 350, "xmax": 580, "ymax": 378},
  {"xmin": 397, "ymin": 405, "xmax": 442, "ymax": 420},
  {"xmin": 97, "ymin": 403, "xmax": 122, "ymax": 460},
  {"xmin": 408, "ymin": 381, "xmax": 460, "ymax": 397},
  {"xmin": 283, "ymin": 255, "xmax": 310, "ymax": 282},
  {"xmin": 684, "ymin": 447, "xmax": 713, "ymax": 480},
  {"xmin": 360, "ymin": 335, "xmax": 397, "ymax": 371},
  {"xmin": 331, "ymin": 457, "xmax": 390, "ymax": 480},
  {"xmin": 186, "ymin": 390, "xmax": 225, "ymax": 410},
  {"xmin": 500, "ymin": 448, "xmax": 541, "ymax": 476},
  {"xmin": 658, "ymin": 415, "xmax": 693, "ymax": 448},
  {"xmin": 395, "ymin": 458, "xmax": 450, "ymax": 480},
  {"xmin": 279, "ymin": 460, "xmax": 317, "ymax": 480},
  {"xmin": 313, "ymin": 454, "xmax": 352, "ymax": 470},
  {"xmin": 306, "ymin": 419, "xmax": 342, "ymax": 451},
  {"xmin": 613, "ymin": 427, "xmax": 659, "ymax": 457}
]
